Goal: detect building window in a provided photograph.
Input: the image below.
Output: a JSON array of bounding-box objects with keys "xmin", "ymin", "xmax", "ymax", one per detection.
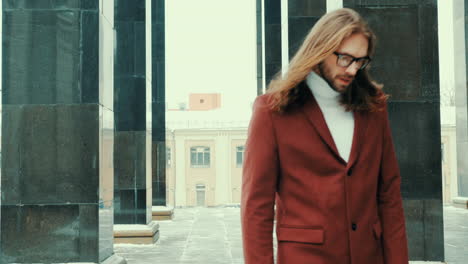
[
  {"xmin": 190, "ymin": 146, "xmax": 210, "ymax": 167},
  {"xmin": 166, "ymin": 147, "xmax": 171, "ymax": 167},
  {"xmin": 236, "ymin": 146, "xmax": 245, "ymax": 167}
]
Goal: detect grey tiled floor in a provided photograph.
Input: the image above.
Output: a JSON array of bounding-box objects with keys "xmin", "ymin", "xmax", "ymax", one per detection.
[
  {"xmin": 443, "ymin": 206, "xmax": 468, "ymax": 264},
  {"xmin": 114, "ymin": 205, "xmax": 468, "ymax": 264}
]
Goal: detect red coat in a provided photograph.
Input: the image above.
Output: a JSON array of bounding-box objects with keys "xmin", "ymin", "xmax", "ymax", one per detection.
[{"xmin": 241, "ymin": 91, "xmax": 409, "ymax": 264}]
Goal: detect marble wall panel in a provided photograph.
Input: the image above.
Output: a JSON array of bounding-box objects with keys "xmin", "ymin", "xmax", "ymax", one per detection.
[
  {"xmin": 114, "ymin": 21, "xmax": 135, "ymax": 74},
  {"xmin": 404, "ymin": 199, "xmax": 444, "ymax": 261},
  {"xmin": 404, "ymin": 199, "xmax": 425, "ymax": 258},
  {"xmin": 388, "ymin": 102, "xmax": 442, "ymax": 199},
  {"xmin": 152, "ymin": 101, "xmax": 165, "ymax": 141},
  {"xmin": 287, "ymin": 17, "xmax": 320, "ymax": 58},
  {"xmin": 0, "ymin": 204, "xmax": 98, "ymax": 262},
  {"xmin": 152, "ymin": 0, "xmax": 166, "ymax": 206},
  {"xmin": 1, "ymin": 104, "xmax": 99, "ymax": 205},
  {"xmin": 289, "ymin": 0, "xmax": 326, "ymax": 16},
  {"xmin": 256, "ymin": 0, "xmax": 263, "ymax": 95},
  {"xmin": 264, "ymin": 0, "xmax": 281, "ymax": 86},
  {"xmin": 3, "ymin": 0, "xmax": 98, "ymax": 10},
  {"xmin": 115, "ymin": 0, "xmax": 145, "ymax": 22},
  {"xmin": 2, "ymin": 9, "xmax": 99, "ymax": 105},
  {"xmin": 135, "ymin": 22, "xmax": 146, "ymax": 76},
  {"xmin": 152, "ymin": 141, "xmax": 166, "ymax": 205},
  {"xmin": 114, "ymin": 77, "xmax": 146, "ymax": 131},
  {"xmin": 114, "ymin": 131, "xmax": 146, "ymax": 189},
  {"xmin": 152, "ymin": 25, "xmax": 165, "ymax": 69},
  {"xmin": 82, "ymin": 11, "xmax": 100, "ymax": 103},
  {"xmin": 114, "ymin": 189, "xmax": 147, "ymax": 224},
  {"xmin": 288, "ymin": 0, "xmax": 325, "ymax": 58}
]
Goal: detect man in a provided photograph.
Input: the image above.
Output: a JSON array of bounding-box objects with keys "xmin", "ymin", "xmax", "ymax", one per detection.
[{"xmin": 241, "ymin": 8, "xmax": 409, "ymax": 264}]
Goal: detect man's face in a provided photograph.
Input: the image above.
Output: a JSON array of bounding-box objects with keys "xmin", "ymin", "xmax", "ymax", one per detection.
[{"xmin": 317, "ymin": 33, "xmax": 369, "ymax": 93}]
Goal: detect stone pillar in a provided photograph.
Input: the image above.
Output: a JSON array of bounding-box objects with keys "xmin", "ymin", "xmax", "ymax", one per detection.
[
  {"xmin": 288, "ymin": 1, "xmax": 326, "ymax": 59},
  {"xmin": 256, "ymin": 0, "xmax": 264, "ymax": 95},
  {"xmin": 264, "ymin": 0, "xmax": 282, "ymax": 88},
  {"xmin": 1, "ymin": 0, "xmax": 124, "ymax": 263},
  {"xmin": 344, "ymin": 0, "xmax": 444, "ymax": 261},
  {"xmin": 454, "ymin": 0, "xmax": 468, "ymax": 208},
  {"xmin": 151, "ymin": 0, "xmax": 167, "ymax": 208},
  {"xmin": 113, "ymin": 0, "xmax": 158, "ymax": 244}
]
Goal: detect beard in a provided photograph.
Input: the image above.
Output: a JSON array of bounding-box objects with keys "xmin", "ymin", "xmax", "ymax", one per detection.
[{"xmin": 318, "ymin": 62, "xmax": 353, "ymax": 94}]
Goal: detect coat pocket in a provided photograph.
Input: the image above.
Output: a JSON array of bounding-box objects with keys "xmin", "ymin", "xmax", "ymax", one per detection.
[
  {"xmin": 277, "ymin": 226, "xmax": 324, "ymax": 244},
  {"xmin": 373, "ymin": 220, "xmax": 382, "ymax": 240}
]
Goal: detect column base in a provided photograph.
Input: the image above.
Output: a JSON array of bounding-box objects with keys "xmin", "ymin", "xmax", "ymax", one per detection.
[
  {"xmin": 101, "ymin": 253, "xmax": 127, "ymax": 264},
  {"xmin": 453, "ymin": 196, "xmax": 468, "ymax": 209},
  {"xmin": 152, "ymin": 205, "xmax": 174, "ymax": 220},
  {"xmin": 114, "ymin": 221, "xmax": 160, "ymax": 244}
]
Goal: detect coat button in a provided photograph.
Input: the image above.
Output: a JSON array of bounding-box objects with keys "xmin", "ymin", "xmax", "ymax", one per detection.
[{"xmin": 351, "ymin": 223, "xmax": 357, "ymax": 231}]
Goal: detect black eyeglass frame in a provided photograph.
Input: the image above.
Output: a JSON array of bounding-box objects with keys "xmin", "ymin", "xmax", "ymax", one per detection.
[{"xmin": 333, "ymin": 52, "xmax": 371, "ymax": 70}]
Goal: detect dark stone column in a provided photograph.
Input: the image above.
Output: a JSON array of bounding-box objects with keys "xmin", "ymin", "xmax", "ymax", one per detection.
[
  {"xmin": 1, "ymin": 0, "xmax": 122, "ymax": 263},
  {"xmin": 264, "ymin": 0, "xmax": 281, "ymax": 88},
  {"xmin": 344, "ymin": 0, "xmax": 444, "ymax": 261},
  {"xmin": 114, "ymin": 0, "xmax": 152, "ymax": 225},
  {"xmin": 152, "ymin": 0, "xmax": 166, "ymax": 206},
  {"xmin": 256, "ymin": 0, "xmax": 263, "ymax": 95},
  {"xmin": 288, "ymin": 1, "xmax": 326, "ymax": 59}
]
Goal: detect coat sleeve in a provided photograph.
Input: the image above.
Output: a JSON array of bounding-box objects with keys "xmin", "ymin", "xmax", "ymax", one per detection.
[
  {"xmin": 241, "ymin": 95, "xmax": 279, "ymax": 264},
  {"xmin": 378, "ymin": 104, "xmax": 409, "ymax": 264}
]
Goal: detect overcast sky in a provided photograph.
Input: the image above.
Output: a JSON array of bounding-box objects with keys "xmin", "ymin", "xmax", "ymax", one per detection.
[{"xmin": 166, "ymin": 0, "xmax": 257, "ymax": 112}]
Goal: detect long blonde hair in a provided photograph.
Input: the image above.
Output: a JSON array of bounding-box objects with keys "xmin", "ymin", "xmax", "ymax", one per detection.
[{"xmin": 267, "ymin": 8, "xmax": 387, "ymax": 113}]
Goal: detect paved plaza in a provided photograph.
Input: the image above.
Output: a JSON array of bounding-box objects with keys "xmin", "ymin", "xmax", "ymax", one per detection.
[{"xmin": 114, "ymin": 206, "xmax": 468, "ymax": 264}]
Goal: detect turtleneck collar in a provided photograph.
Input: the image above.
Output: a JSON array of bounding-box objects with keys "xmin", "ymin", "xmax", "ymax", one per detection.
[{"xmin": 306, "ymin": 70, "xmax": 340, "ymax": 101}]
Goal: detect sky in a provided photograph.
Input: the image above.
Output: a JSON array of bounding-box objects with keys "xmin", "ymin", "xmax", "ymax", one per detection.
[{"xmin": 165, "ymin": 0, "xmax": 258, "ymax": 114}]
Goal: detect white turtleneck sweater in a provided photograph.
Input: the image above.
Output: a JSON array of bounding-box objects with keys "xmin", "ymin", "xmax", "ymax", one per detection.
[{"xmin": 306, "ymin": 71, "xmax": 354, "ymax": 163}]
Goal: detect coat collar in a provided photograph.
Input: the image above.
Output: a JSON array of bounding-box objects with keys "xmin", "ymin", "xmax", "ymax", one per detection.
[{"xmin": 299, "ymin": 87, "xmax": 369, "ymax": 169}]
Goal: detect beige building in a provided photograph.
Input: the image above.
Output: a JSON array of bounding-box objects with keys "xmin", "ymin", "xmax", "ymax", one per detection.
[
  {"xmin": 441, "ymin": 106, "xmax": 458, "ymax": 204},
  {"xmin": 166, "ymin": 128, "xmax": 247, "ymax": 207}
]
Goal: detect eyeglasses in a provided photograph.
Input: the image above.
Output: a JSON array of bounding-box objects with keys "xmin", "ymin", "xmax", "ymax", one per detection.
[{"xmin": 333, "ymin": 52, "xmax": 371, "ymax": 70}]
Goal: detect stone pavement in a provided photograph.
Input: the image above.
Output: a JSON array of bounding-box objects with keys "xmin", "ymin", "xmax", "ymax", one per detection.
[
  {"xmin": 443, "ymin": 206, "xmax": 468, "ymax": 264},
  {"xmin": 114, "ymin": 205, "xmax": 468, "ymax": 264}
]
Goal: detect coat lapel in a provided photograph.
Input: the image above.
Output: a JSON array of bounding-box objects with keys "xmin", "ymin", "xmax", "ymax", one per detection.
[
  {"xmin": 347, "ymin": 110, "xmax": 368, "ymax": 169},
  {"xmin": 300, "ymin": 90, "xmax": 369, "ymax": 168},
  {"xmin": 300, "ymin": 92, "xmax": 342, "ymax": 163}
]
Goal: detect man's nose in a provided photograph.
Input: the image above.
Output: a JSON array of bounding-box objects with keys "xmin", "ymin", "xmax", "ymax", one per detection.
[{"xmin": 345, "ymin": 62, "xmax": 360, "ymax": 76}]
